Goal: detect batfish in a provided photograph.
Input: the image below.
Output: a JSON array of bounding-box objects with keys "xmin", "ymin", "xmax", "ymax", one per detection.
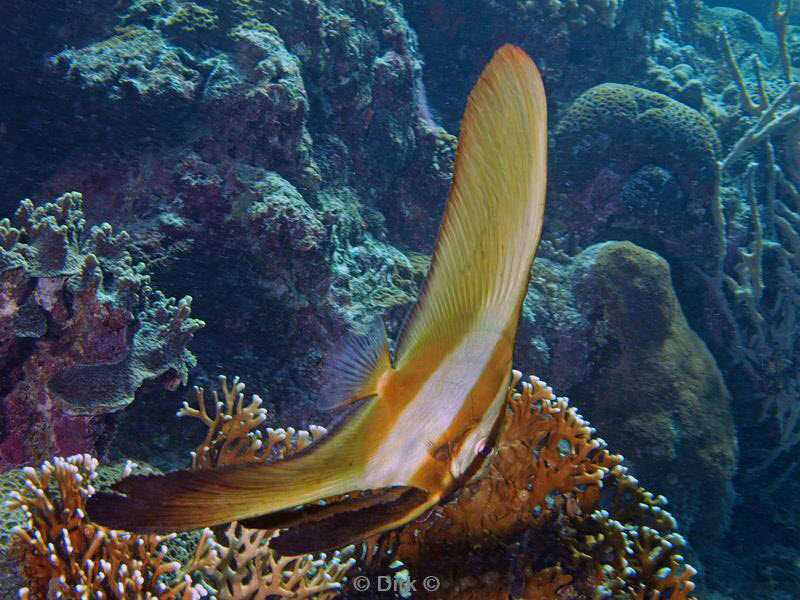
[{"xmin": 87, "ymin": 44, "xmax": 548, "ymax": 555}]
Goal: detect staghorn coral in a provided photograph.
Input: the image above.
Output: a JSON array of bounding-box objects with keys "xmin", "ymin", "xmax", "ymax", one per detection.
[
  {"xmin": 0, "ymin": 192, "xmax": 203, "ymax": 469},
  {"xmin": 360, "ymin": 372, "xmax": 697, "ymax": 599}
]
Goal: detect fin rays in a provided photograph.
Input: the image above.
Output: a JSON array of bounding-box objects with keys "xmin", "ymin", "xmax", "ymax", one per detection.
[
  {"xmin": 395, "ymin": 44, "xmax": 547, "ymax": 364},
  {"xmin": 319, "ymin": 318, "xmax": 391, "ymax": 410},
  {"xmin": 86, "ymin": 45, "xmax": 548, "ymax": 557}
]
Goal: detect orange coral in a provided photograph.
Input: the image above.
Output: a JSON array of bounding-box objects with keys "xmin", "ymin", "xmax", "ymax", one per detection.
[
  {"xmin": 363, "ymin": 373, "xmax": 697, "ymax": 599},
  {"xmin": 8, "ymin": 373, "xmax": 697, "ymax": 599},
  {"xmin": 189, "ymin": 524, "xmax": 353, "ymax": 600},
  {"xmin": 6, "ymin": 377, "xmax": 351, "ymax": 600},
  {"xmin": 177, "ymin": 376, "xmax": 352, "ymax": 599},
  {"xmin": 7, "ymin": 454, "xmax": 203, "ymax": 599},
  {"xmin": 179, "ymin": 375, "xmax": 327, "ymax": 470}
]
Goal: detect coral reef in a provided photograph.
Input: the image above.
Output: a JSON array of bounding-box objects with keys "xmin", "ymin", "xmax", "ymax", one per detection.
[
  {"xmin": 174, "ymin": 375, "xmax": 355, "ymax": 599},
  {"xmin": 4, "ymin": 377, "xmax": 356, "ymax": 599},
  {"xmin": 704, "ymin": 12, "xmax": 800, "ymax": 469},
  {"xmin": 511, "ymin": 241, "xmax": 738, "ymax": 551},
  {"xmin": 0, "ymin": 468, "xmax": 28, "ymax": 596},
  {"xmin": 17, "ymin": 0, "xmax": 454, "ymax": 428},
  {"xmin": 42, "ymin": 154, "xmax": 426, "ymax": 430},
  {"xmin": 48, "ymin": 27, "xmax": 203, "ymax": 127},
  {"xmin": 1, "ymin": 0, "xmax": 798, "ymax": 597},
  {"xmin": 5, "ymin": 374, "xmax": 696, "ymax": 599},
  {"xmin": 195, "ymin": 523, "xmax": 352, "ymax": 599},
  {"xmin": 571, "ymin": 241, "xmax": 737, "ymax": 546},
  {"xmin": 6, "ymin": 454, "xmax": 204, "ymax": 599},
  {"xmin": 360, "ymin": 372, "xmax": 697, "ymax": 599},
  {"xmin": 0, "ymin": 192, "xmax": 203, "ymax": 470},
  {"xmin": 401, "ymin": 0, "xmax": 670, "ymax": 134}
]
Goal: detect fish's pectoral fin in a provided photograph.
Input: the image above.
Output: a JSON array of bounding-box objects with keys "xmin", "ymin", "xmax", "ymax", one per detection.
[
  {"xmin": 265, "ymin": 486, "xmax": 432, "ymax": 555},
  {"xmin": 319, "ymin": 317, "xmax": 392, "ymax": 410}
]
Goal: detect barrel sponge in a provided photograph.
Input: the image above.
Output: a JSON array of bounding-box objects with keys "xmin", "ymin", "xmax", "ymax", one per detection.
[{"xmin": 555, "ymin": 83, "xmax": 720, "ymax": 203}]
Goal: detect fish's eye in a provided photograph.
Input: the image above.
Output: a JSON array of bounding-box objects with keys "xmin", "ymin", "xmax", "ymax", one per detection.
[{"xmin": 476, "ymin": 437, "xmax": 493, "ymax": 457}]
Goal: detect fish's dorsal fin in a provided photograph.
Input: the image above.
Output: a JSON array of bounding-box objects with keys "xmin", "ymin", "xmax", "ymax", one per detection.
[
  {"xmin": 395, "ymin": 45, "xmax": 547, "ymax": 363},
  {"xmin": 319, "ymin": 317, "xmax": 391, "ymax": 410}
]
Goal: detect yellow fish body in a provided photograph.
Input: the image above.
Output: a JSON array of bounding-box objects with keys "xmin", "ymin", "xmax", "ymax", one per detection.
[{"xmin": 87, "ymin": 44, "xmax": 548, "ymax": 555}]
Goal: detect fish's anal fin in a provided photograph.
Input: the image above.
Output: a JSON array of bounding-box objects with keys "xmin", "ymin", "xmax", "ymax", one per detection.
[
  {"xmin": 266, "ymin": 486, "xmax": 431, "ymax": 555},
  {"xmin": 319, "ymin": 317, "xmax": 391, "ymax": 410}
]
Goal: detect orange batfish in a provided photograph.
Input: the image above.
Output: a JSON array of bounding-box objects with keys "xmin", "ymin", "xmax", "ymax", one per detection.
[{"xmin": 87, "ymin": 44, "xmax": 548, "ymax": 555}]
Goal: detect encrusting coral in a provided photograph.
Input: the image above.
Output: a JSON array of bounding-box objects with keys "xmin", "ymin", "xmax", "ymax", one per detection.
[
  {"xmin": 570, "ymin": 241, "xmax": 738, "ymax": 547},
  {"xmin": 6, "ymin": 374, "xmax": 696, "ymax": 598}
]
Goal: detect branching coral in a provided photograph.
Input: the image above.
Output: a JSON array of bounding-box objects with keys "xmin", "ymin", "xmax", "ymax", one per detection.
[
  {"xmin": 362, "ymin": 373, "xmax": 697, "ymax": 599},
  {"xmin": 178, "ymin": 375, "xmax": 329, "ymax": 470},
  {"xmin": 190, "ymin": 524, "xmax": 353, "ymax": 600},
  {"xmin": 177, "ymin": 375, "xmax": 352, "ymax": 599},
  {"xmin": 707, "ymin": 12, "xmax": 800, "ymax": 465},
  {"xmin": 7, "ymin": 374, "xmax": 695, "ymax": 598},
  {"xmin": 6, "ymin": 454, "xmax": 205, "ymax": 599},
  {"xmin": 6, "ymin": 377, "xmax": 353, "ymax": 599}
]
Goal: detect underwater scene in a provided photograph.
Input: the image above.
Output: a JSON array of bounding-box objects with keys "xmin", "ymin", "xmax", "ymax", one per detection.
[{"xmin": 1, "ymin": 0, "xmax": 799, "ymax": 598}]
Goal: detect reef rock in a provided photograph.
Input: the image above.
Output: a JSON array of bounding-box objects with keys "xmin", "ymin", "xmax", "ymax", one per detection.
[{"xmin": 552, "ymin": 83, "xmax": 722, "ymax": 266}]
